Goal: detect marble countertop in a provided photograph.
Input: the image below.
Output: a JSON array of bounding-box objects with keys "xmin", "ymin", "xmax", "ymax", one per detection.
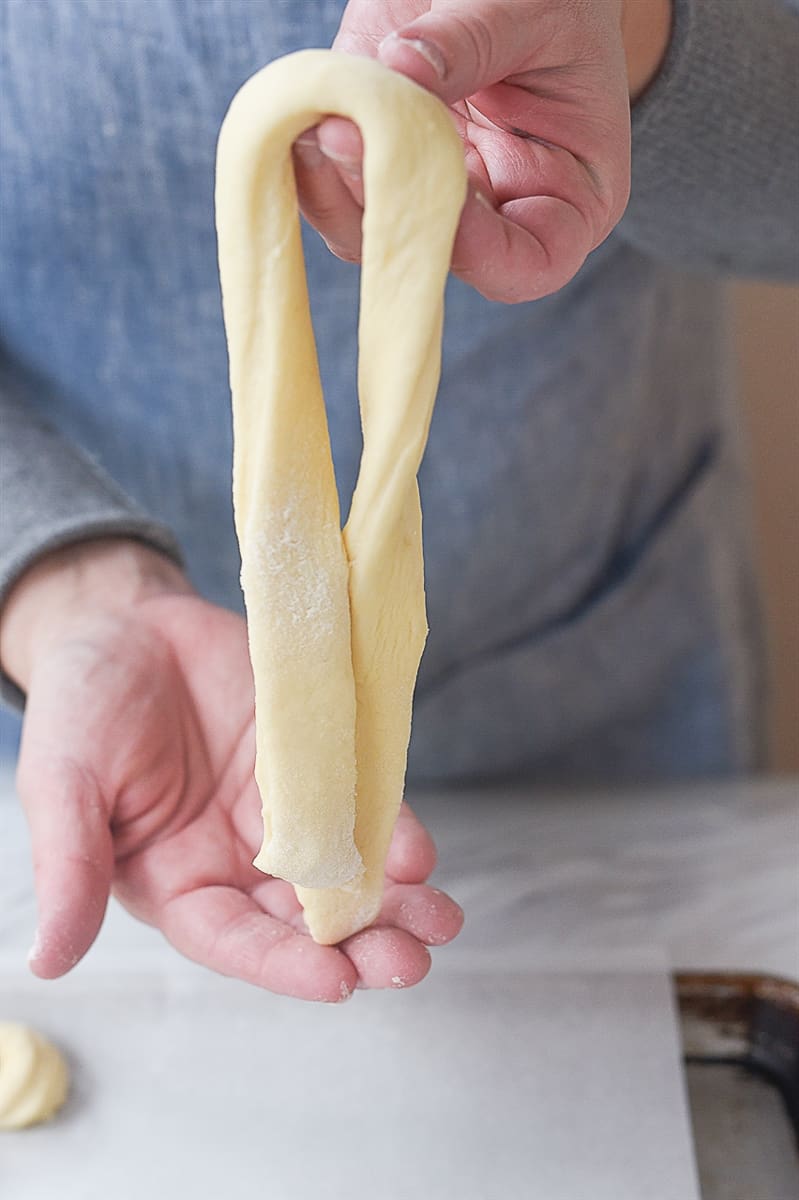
[
  {"xmin": 2, "ymin": 765, "xmax": 796, "ymax": 979},
  {"xmin": 2, "ymin": 766, "xmax": 796, "ymax": 1200}
]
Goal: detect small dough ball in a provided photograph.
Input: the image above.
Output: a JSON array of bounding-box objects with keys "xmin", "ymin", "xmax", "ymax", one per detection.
[{"xmin": 0, "ymin": 1022, "xmax": 69, "ymax": 1130}]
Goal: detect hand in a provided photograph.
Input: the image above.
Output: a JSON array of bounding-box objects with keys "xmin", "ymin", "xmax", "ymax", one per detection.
[
  {"xmin": 294, "ymin": 0, "xmax": 671, "ymax": 303},
  {"xmin": 1, "ymin": 540, "xmax": 463, "ymax": 1002}
]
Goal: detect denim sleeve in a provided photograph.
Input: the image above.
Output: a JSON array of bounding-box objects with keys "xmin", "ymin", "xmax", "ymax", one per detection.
[
  {"xmin": 0, "ymin": 376, "xmax": 183, "ymax": 711},
  {"xmin": 618, "ymin": 0, "xmax": 799, "ymax": 280}
]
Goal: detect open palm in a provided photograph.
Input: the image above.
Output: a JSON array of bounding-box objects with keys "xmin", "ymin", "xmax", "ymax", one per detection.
[{"xmin": 18, "ymin": 591, "xmax": 462, "ymax": 1002}]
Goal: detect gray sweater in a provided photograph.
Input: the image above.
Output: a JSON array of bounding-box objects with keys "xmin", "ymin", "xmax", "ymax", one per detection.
[{"xmin": 1, "ymin": 0, "xmax": 798, "ymax": 777}]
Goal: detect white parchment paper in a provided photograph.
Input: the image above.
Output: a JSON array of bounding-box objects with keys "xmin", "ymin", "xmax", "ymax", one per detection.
[{"xmin": 1, "ymin": 967, "xmax": 700, "ymax": 1200}]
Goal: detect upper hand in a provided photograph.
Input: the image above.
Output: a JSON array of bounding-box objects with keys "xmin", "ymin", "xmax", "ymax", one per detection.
[
  {"xmin": 294, "ymin": 0, "xmax": 635, "ymax": 303},
  {"xmin": 1, "ymin": 540, "xmax": 463, "ymax": 1002}
]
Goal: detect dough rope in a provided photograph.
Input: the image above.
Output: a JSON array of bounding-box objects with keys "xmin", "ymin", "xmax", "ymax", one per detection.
[
  {"xmin": 0, "ymin": 1022, "xmax": 69, "ymax": 1130},
  {"xmin": 216, "ymin": 50, "xmax": 466, "ymax": 943}
]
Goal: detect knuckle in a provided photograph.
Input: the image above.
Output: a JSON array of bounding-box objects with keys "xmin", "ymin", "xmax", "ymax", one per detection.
[{"xmin": 444, "ymin": 11, "xmax": 496, "ymax": 80}]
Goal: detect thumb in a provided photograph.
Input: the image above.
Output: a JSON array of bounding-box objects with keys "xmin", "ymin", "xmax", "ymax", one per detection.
[
  {"xmin": 376, "ymin": 0, "xmax": 536, "ymax": 104},
  {"xmin": 16, "ymin": 664, "xmax": 114, "ymax": 979}
]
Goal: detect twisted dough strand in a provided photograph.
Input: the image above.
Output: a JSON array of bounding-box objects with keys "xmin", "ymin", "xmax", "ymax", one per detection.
[{"xmin": 216, "ymin": 50, "xmax": 466, "ymax": 942}]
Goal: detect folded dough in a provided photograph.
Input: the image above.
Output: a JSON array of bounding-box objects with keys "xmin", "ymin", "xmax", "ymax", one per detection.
[{"xmin": 216, "ymin": 50, "xmax": 466, "ymax": 942}]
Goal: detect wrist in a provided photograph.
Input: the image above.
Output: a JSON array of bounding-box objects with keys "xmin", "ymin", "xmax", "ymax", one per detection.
[
  {"xmin": 0, "ymin": 538, "xmax": 191, "ymax": 692},
  {"xmin": 621, "ymin": 0, "xmax": 673, "ymax": 103}
]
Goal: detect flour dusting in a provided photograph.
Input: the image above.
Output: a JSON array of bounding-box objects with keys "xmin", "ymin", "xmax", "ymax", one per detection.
[{"xmin": 243, "ymin": 495, "xmax": 348, "ymax": 648}]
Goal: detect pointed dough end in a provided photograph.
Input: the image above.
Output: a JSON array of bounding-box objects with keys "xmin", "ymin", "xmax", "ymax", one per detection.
[{"xmin": 297, "ymin": 879, "xmax": 383, "ymax": 946}]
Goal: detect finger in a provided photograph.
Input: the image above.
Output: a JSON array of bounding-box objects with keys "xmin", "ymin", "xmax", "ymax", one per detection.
[
  {"xmin": 161, "ymin": 884, "xmax": 357, "ymax": 1003},
  {"xmin": 248, "ymin": 876, "xmax": 305, "ymax": 927},
  {"xmin": 452, "ymin": 186, "xmax": 594, "ymax": 302},
  {"xmin": 385, "ymin": 802, "xmax": 437, "ymax": 882},
  {"xmin": 379, "ymin": 882, "xmax": 464, "ymax": 946},
  {"xmin": 316, "ymin": 116, "xmax": 362, "ymax": 162},
  {"xmin": 249, "ymin": 874, "xmax": 461, "ymax": 951},
  {"xmin": 293, "ymin": 128, "xmax": 364, "ymax": 262},
  {"xmin": 447, "ymin": 87, "xmax": 626, "ymax": 303},
  {"xmin": 19, "ymin": 763, "xmax": 113, "ymax": 980},
  {"xmin": 17, "ymin": 681, "xmax": 114, "ymax": 980},
  {"xmin": 313, "ymin": 117, "xmax": 366, "ymax": 218},
  {"xmin": 341, "ymin": 925, "xmax": 431, "ymax": 990},
  {"xmin": 22, "ymin": 769, "xmax": 112, "ymax": 980},
  {"xmin": 464, "ymin": 80, "xmax": 630, "ymax": 236},
  {"xmin": 375, "ymin": 0, "xmax": 541, "ymax": 105}
]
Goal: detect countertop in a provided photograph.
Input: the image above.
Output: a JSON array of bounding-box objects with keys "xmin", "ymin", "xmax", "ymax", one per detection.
[
  {"xmin": 5, "ymin": 768, "xmax": 795, "ymax": 978},
  {"xmin": 1, "ymin": 768, "xmax": 797, "ymax": 1200}
]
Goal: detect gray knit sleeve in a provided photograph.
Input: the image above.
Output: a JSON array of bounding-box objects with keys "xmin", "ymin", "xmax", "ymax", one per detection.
[
  {"xmin": 617, "ymin": 0, "xmax": 799, "ymax": 279},
  {"xmin": 0, "ymin": 382, "xmax": 183, "ymax": 710}
]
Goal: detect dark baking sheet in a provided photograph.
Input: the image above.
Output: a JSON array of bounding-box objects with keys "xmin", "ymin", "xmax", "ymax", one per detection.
[{"xmin": 676, "ymin": 972, "xmax": 799, "ymax": 1200}]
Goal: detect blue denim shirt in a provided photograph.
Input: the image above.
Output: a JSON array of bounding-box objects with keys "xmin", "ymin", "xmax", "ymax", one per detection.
[{"xmin": 4, "ymin": 0, "xmax": 795, "ymax": 778}]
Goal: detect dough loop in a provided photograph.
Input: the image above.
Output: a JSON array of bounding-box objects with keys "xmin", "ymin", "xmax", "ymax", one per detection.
[{"xmin": 216, "ymin": 50, "xmax": 466, "ymax": 942}]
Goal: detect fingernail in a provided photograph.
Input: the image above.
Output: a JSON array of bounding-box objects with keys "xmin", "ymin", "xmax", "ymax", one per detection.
[
  {"xmin": 318, "ymin": 144, "xmax": 361, "ymax": 179},
  {"xmin": 381, "ymin": 31, "xmax": 447, "ymax": 80},
  {"xmin": 293, "ymin": 136, "xmax": 324, "ymax": 168}
]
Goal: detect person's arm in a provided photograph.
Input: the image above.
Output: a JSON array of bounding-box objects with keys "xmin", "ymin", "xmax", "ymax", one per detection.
[
  {"xmin": 618, "ymin": 0, "xmax": 799, "ymax": 279},
  {"xmin": 0, "ymin": 382, "xmax": 183, "ymax": 707}
]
